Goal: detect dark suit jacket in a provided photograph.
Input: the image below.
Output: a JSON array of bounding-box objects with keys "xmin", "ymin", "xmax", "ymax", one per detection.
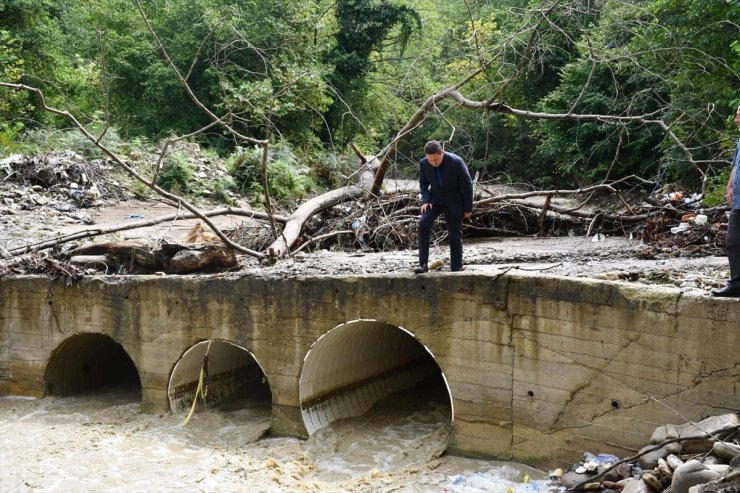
[{"xmin": 419, "ymin": 151, "xmax": 474, "ymax": 218}]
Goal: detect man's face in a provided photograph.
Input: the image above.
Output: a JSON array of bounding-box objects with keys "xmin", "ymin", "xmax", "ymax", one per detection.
[
  {"xmin": 426, "ymin": 151, "xmax": 444, "ymax": 167},
  {"xmin": 735, "ymin": 105, "xmax": 740, "ymax": 128}
]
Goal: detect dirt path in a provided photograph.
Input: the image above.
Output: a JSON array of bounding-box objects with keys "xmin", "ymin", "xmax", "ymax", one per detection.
[
  {"xmin": 1, "ymin": 194, "xmax": 732, "ymax": 295},
  {"xmin": 59, "ymin": 200, "xmax": 250, "ymax": 243}
]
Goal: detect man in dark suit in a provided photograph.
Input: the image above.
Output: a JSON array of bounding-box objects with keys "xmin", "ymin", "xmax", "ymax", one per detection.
[
  {"xmin": 415, "ymin": 140, "xmax": 474, "ymax": 273},
  {"xmin": 712, "ymin": 103, "xmax": 740, "ymax": 297}
]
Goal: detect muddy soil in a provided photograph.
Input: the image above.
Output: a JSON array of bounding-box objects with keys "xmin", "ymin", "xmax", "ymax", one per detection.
[
  {"xmin": 0, "ymin": 149, "xmax": 732, "ymax": 293},
  {"xmin": 1, "ymin": 195, "xmax": 732, "ymax": 295}
]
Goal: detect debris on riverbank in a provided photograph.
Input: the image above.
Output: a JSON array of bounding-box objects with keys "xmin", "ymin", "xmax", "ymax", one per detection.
[
  {"xmin": 552, "ymin": 414, "xmax": 740, "ymax": 493},
  {"xmin": 0, "ymin": 150, "xmax": 734, "ymax": 295}
]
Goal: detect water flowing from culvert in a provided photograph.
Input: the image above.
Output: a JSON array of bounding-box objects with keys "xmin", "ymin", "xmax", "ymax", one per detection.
[{"xmin": 0, "ymin": 385, "xmax": 548, "ymax": 493}]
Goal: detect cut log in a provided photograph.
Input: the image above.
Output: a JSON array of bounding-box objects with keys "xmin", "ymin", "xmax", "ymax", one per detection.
[
  {"xmin": 69, "ymin": 255, "xmax": 113, "ymax": 268},
  {"xmin": 158, "ymin": 242, "xmax": 237, "ymax": 274}
]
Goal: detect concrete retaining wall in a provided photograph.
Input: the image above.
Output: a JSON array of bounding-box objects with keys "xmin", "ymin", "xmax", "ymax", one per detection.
[{"xmin": 1, "ymin": 273, "xmax": 738, "ymax": 468}]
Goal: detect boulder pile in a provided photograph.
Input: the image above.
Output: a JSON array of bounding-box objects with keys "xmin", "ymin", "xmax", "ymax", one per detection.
[{"xmin": 553, "ymin": 413, "xmax": 740, "ymax": 493}]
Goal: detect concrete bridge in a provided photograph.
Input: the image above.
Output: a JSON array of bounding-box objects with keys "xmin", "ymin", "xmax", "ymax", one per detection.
[{"xmin": 1, "ymin": 272, "xmax": 738, "ymax": 468}]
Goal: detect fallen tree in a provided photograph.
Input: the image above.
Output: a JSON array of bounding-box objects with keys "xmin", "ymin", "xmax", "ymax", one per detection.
[{"xmin": 1, "ymin": 0, "xmax": 735, "ymax": 267}]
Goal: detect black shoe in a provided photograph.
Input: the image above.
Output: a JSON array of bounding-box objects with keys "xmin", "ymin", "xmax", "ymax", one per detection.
[
  {"xmin": 451, "ymin": 266, "xmax": 464, "ymax": 272},
  {"xmin": 414, "ymin": 264, "xmax": 428, "ymax": 274},
  {"xmin": 711, "ymin": 285, "xmax": 740, "ymax": 297}
]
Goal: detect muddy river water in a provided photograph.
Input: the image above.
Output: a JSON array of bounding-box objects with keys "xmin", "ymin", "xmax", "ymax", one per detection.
[{"xmin": 0, "ymin": 386, "xmax": 549, "ymax": 493}]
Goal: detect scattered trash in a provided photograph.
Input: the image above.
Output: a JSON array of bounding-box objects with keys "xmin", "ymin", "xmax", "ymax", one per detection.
[
  {"xmin": 668, "ymin": 191, "xmax": 683, "ymax": 202},
  {"xmin": 443, "ymin": 467, "xmax": 547, "ymax": 493},
  {"xmin": 126, "ymin": 214, "xmax": 144, "ymax": 219},
  {"xmin": 670, "ymin": 222, "xmax": 689, "ymax": 234}
]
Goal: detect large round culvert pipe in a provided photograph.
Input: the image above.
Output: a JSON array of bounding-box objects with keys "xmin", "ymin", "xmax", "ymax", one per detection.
[
  {"xmin": 299, "ymin": 320, "xmax": 453, "ymax": 434},
  {"xmin": 44, "ymin": 333, "xmax": 141, "ymax": 396},
  {"xmin": 168, "ymin": 340, "xmax": 271, "ymax": 414}
]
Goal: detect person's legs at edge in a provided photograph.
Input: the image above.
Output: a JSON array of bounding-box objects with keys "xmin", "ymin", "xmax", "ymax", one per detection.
[
  {"xmin": 444, "ymin": 209, "xmax": 464, "ymax": 271},
  {"xmin": 418, "ymin": 206, "xmax": 443, "ymax": 268},
  {"xmin": 727, "ymin": 209, "xmax": 740, "ymax": 286}
]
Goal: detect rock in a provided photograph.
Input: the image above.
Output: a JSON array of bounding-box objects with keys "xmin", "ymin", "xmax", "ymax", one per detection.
[
  {"xmin": 85, "ymin": 184, "xmax": 101, "ymax": 202},
  {"xmin": 562, "ymin": 470, "xmax": 597, "ymax": 489},
  {"xmin": 658, "ymin": 458, "xmax": 673, "ymax": 479},
  {"xmin": 713, "ymin": 441, "xmax": 740, "ymax": 461},
  {"xmin": 32, "ymin": 195, "xmax": 49, "ymax": 206},
  {"xmin": 602, "ymin": 466, "xmax": 622, "ymax": 483},
  {"xmin": 703, "ymin": 455, "xmax": 723, "ymax": 466},
  {"xmin": 666, "ymin": 455, "xmax": 684, "ymax": 471},
  {"xmin": 639, "ymin": 445, "xmax": 670, "ymax": 469},
  {"xmin": 621, "ymin": 478, "xmax": 654, "ymax": 493},
  {"xmin": 643, "ymin": 471, "xmax": 664, "ymax": 491},
  {"xmin": 667, "ymin": 459, "xmax": 721, "ymax": 493},
  {"xmin": 665, "ymin": 442, "xmax": 682, "ymax": 455},
  {"xmin": 549, "ymin": 468, "xmax": 564, "ymax": 480},
  {"xmin": 706, "ymin": 464, "xmax": 730, "ymax": 475},
  {"xmin": 676, "ymin": 414, "xmax": 740, "ymax": 454}
]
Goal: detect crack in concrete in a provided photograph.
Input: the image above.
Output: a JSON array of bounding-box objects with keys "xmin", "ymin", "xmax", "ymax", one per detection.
[{"xmin": 517, "ymin": 326, "xmax": 738, "ymax": 434}]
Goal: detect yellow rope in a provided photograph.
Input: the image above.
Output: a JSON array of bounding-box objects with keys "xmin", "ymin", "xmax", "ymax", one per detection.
[
  {"xmin": 179, "ymin": 341, "xmax": 212, "ymax": 428},
  {"xmin": 179, "ymin": 365, "xmax": 205, "ymax": 427}
]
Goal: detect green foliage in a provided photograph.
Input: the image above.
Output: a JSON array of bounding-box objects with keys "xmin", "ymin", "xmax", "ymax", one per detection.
[
  {"xmin": 0, "ymin": 121, "xmax": 25, "ymax": 156},
  {"xmin": 516, "ymin": 0, "xmax": 740, "ymax": 187},
  {"xmin": 703, "ymin": 167, "xmax": 733, "ymax": 208},
  {"xmin": 228, "ymin": 147, "xmax": 263, "ymax": 196},
  {"xmin": 17, "ymin": 124, "xmax": 122, "ymax": 158},
  {"xmin": 1, "ymin": 0, "xmax": 738, "ymax": 193},
  {"xmin": 157, "ymin": 152, "xmax": 194, "ymax": 194},
  {"xmin": 212, "ymin": 178, "xmax": 236, "ymax": 205},
  {"xmin": 227, "ymin": 141, "xmax": 316, "ymax": 202},
  {"xmin": 0, "ymin": 30, "xmax": 23, "ymax": 84},
  {"xmin": 325, "ymin": 0, "xmax": 421, "ymax": 142},
  {"xmin": 131, "ymin": 180, "xmax": 152, "ymax": 201}
]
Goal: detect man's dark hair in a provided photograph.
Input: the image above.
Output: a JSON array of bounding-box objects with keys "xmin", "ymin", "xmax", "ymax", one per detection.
[{"xmin": 424, "ymin": 140, "xmax": 443, "ymax": 155}]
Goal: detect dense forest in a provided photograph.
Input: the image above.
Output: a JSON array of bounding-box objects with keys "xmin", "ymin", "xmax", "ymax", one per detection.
[{"xmin": 1, "ymin": 0, "xmax": 739, "ymax": 207}]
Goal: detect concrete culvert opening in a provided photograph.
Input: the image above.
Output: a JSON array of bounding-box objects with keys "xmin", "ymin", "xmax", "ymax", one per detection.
[
  {"xmin": 168, "ymin": 340, "xmax": 272, "ymax": 440},
  {"xmin": 299, "ymin": 320, "xmax": 453, "ymax": 435},
  {"xmin": 44, "ymin": 333, "xmax": 141, "ymax": 397}
]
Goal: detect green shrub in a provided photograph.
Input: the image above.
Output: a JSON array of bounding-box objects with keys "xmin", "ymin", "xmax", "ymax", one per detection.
[
  {"xmin": 703, "ymin": 167, "xmax": 732, "ymax": 207},
  {"xmin": 131, "ymin": 180, "xmax": 152, "ymax": 200},
  {"xmin": 0, "ymin": 121, "xmax": 24, "ymax": 156},
  {"xmin": 117, "ymin": 136, "xmax": 151, "ymax": 157},
  {"xmin": 227, "ymin": 146, "xmax": 263, "ymax": 196},
  {"xmin": 19, "ymin": 125, "xmax": 121, "ymax": 158},
  {"xmin": 227, "ymin": 141, "xmax": 316, "ymax": 203},
  {"xmin": 213, "ymin": 178, "xmax": 236, "ymax": 205},
  {"xmin": 156, "ymin": 152, "xmax": 193, "ymax": 194}
]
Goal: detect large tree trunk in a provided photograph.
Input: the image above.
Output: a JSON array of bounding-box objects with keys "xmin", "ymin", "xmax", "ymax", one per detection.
[{"xmin": 265, "ymin": 162, "xmax": 378, "ymax": 257}]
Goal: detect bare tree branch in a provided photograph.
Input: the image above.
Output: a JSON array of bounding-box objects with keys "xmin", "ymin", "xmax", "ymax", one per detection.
[
  {"xmin": 0, "ymin": 82, "xmax": 264, "ymax": 258},
  {"xmin": 133, "ymin": 0, "xmax": 266, "ymax": 148},
  {"xmin": 7, "ymin": 207, "xmax": 284, "ymax": 257}
]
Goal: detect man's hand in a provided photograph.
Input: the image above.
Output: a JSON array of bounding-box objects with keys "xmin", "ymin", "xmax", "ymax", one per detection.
[
  {"xmin": 729, "ymin": 167, "xmax": 736, "ymax": 207},
  {"xmin": 464, "ymin": 211, "xmax": 472, "ymax": 219},
  {"xmin": 421, "ymin": 203, "xmax": 432, "ymax": 213}
]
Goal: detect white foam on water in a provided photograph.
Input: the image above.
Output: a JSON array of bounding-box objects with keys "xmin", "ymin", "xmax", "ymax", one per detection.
[{"xmin": 0, "ymin": 387, "xmax": 549, "ymax": 492}]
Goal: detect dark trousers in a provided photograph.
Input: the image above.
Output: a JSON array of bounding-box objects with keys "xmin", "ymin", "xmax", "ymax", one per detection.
[
  {"xmin": 728, "ymin": 209, "xmax": 740, "ymax": 286},
  {"xmin": 418, "ymin": 204, "xmax": 464, "ymax": 270}
]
